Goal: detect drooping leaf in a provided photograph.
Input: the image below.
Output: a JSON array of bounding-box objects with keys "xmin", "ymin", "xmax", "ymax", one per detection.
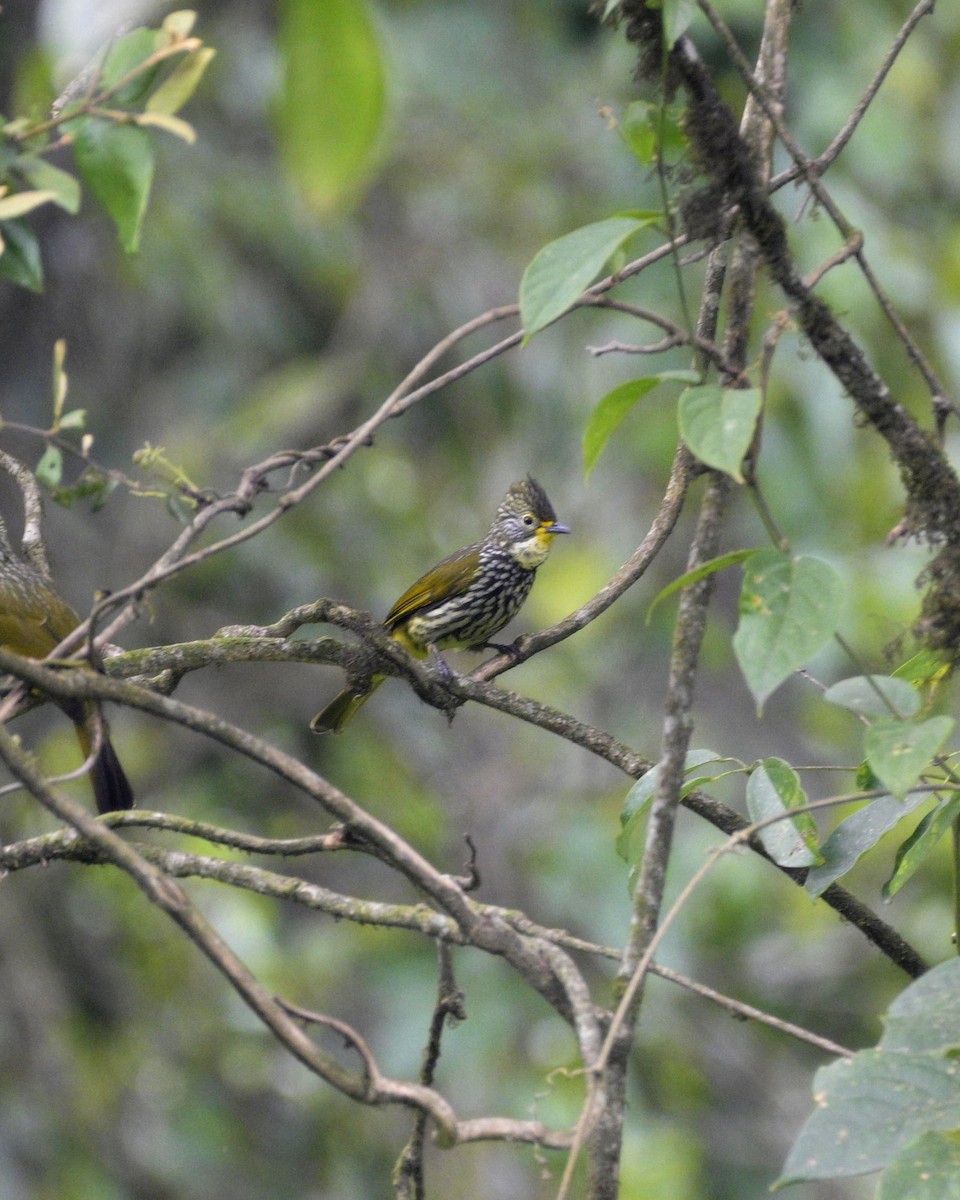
[
  {"xmin": 0, "ymin": 218, "xmax": 43, "ymax": 291},
  {"xmin": 746, "ymin": 758, "xmax": 822, "ymax": 868},
  {"xmin": 662, "ymin": 0, "xmax": 696, "ymax": 46},
  {"xmin": 678, "ymin": 384, "xmax": 762, "ymax": 481},
  {"xmin": 883, "ymin": 792, "xmax": 960, "ymax": 900},
  {"xmin": 646, "ymin": 548, "xmax": 756, "ymax": 623},
  {"xmin": 583, "ymin": 370, "xmax": 699, "ymax": 478},
  {"xmin": 617, "ymin": 750, "xmax": 727, "ymax": 866},
  {"xmin": 732, "ymin": 550, "xmax": 844, "ymax": 712},
  {"xmin": 35, "ymin": 444, "xmax": 63, "ymax": 488},
  {"xmin": 804, "ymin": 791, "xmax": 928, "ymax": 898},
  {"xmin": 276, "ymin": 0, "xmax": 386, "ymax": 217},
  {"xmin": 520, "ymin": 214, "xmax": 659, "ymax": 339},
  {"xmin": 864, "ymin": 716, "xmax": 954, "ymax": 799},
  {"xmin": 824, "ymin": 675, "xmax": 921, "ymax": 720},
  {"xmin": 70, "ymin": 117, "xmax": 155, "ymax": 252}
]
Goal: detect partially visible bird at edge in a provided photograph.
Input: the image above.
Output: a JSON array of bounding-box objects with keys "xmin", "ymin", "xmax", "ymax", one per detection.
[
  {"xmin": 0, "ymin": 549, "xmax": 134, "ymax": 813},
  {"xmin": 311, "ymin": 476, "xmax": 570, "ymax": 734}
]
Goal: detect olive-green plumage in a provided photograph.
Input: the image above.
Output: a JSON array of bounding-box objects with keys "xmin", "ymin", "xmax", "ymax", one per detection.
[
  {"xmin": 0, "ymin": 551, "xmax": 134, "ymax": 813},
  {"xmin": 311, "ymin": 477, "xmax": 570, "ymax": 733}
]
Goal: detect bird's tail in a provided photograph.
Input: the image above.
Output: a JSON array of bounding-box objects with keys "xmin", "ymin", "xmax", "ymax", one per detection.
[
  {"xmin": 73, "ymin": 703, "xmax": 135, "ymax": 813},
  {"xmin": 310, "ymin": 676, "xmax": 385, "ymax": 734}
]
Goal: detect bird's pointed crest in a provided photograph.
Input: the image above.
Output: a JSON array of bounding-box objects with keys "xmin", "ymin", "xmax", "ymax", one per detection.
[{"xmin": 499, "ymin": 475, "xmax": 557, "ymax": 524}]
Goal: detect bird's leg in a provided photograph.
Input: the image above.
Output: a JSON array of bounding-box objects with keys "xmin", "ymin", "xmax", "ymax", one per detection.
[
  {"xmin": 427, "ymin": 645, "xmax": 456, "ymax": 685},
  {"xmin": 473, "ymin": 638, "xmax": 523, "ymax": 664},
  {"xmin": 424, "ymin": 645, "xmax": 463, "ymax": 724}
]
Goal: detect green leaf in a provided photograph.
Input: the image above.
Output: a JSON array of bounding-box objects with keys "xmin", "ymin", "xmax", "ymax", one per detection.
[
  {"xmin": 884, "ymin": 959, "xmax": 960, "ymax": 1054},
  {"xmin": 865, "ymin": 716, "xmax": 954, "ymax": 799},
  {"xmin": 583, "ymin": 370, "xmax": 699, "ymax": 478},
  {"xmin": 71, "ymin": 118, "xmax": 155, "ymax": 252},
  {"xmin": 0, "ymin": 189, "xmax": 58, "ymax": 219},
  {"xmin": 780, "ymin": 960, "xmax": 960, "ymax": 1186},
  {"xmin": 646, "ymin": 548, "xmax": 756, "ymax": 622},
  {"xmin": 15, "ymin": 155, "xmax": 81, "ymax": 213},
  {"xmin": 136, "ymin": 111, "xmax": 196, "ymax": 143},
  {"xmin": 161, "ymin": 11, "xmax": 198, "ymax": 38},
  {"xmin": 893, "ymin": 650, "xmax": 952, "ymax": 713},
  {"xmin": 146, "ymin": 45, "xmax": 216, "ymax": 115},
  {"xmin": 804, "ymin": 791, "xmax": 928, "ymax": 898},
  {"xmin": 620, "ymin": 102, "xmax": 657, "ymax": 164},
  {"xmin": 732, "ymin": 550, "xmax": 844, "ymax": 713},
  {"xmin": 746, "ymin": 758, "xmax": 822, "ymax": 868},
  {"xmin": 878, "ymin": 1131, "xmax": 960, "ymax": 1200},
  {"xmin": 617, "ymin": 750, "xmax": 726, "ymax": 865},
  {"xmin": 824, "ymin": 675, "xmax": 921, "ymax": 719},
  {"xmin": 662, "ymin": 0, "xmax": 696, "ymax": 45},
  {"xmin": 276, "ymin": 0, "xmax": 386, "ymax": 217},
  {"xmin": 883, "ymin": 792, "xmax": 960, "ymax": 900},
  {"xmin": 780, "ymin": 1052, "xmax": 960, "ymax": 1184},
  {"xmin": 520, "ymin": 214, "xmax": 659, "ymax": 339},
  {"xmin": 0, "ymin": 218, "xmax": 43, "ymax": 291},
  {"xmin": 101, "ymin": 28, "xmax": 163, "ymax": 106},
  {"xmin": 678, "ymin": 384, "xmax": 762, "ymax": 481},
  {"xmin": 893, "ymin": 650, "xmax": 951, "ymax": 688},
  {"xmin": 618, "ymin": 102, "xmax": 687, "ymax": 165},
  {"xmin": 35, "ymin": 444, "xmax": 62, "ymax": 488},
  {"xmin": 50, "ymin": 466, "xmax": 116, "ymax": 511},
  {"xmin": 58, "ymin": 408, "xmax": 87, "ymax": 431},
  {"xmin": 857, "ymin": 760, "xmax": 882, "ymax": 791}
]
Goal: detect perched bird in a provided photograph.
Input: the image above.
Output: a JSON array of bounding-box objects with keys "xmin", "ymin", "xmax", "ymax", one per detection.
[
  {"xmin": 311, "ymin": 476, "xmax": 570, "ymax": 733},
  {"xmin": 0, "ymin": 550, "xmax": 134, "ymax": 813}
]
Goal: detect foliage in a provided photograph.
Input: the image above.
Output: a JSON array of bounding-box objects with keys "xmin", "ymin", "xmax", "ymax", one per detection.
[
  {"xmin": 1, "ymin": 10, "xmax": 214, "ymax": 280},
  {"xmin": 779, "ymin": 958, "xmax": 960, "ymax": 1194},
  {"xmin": 1, "ymin": 1, "xmax": 960, "ymax": 1199}
]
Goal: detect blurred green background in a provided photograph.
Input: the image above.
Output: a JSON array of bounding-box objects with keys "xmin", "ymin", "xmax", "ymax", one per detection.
[{"xmin": 1, "ymin": 0, "xmax": 959, "ymax": 1197}]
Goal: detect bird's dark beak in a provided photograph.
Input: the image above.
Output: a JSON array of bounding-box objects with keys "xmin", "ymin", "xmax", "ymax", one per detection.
[{"xmin": 548, "ymin": 522, "xmax": 571, "ymax": 535}]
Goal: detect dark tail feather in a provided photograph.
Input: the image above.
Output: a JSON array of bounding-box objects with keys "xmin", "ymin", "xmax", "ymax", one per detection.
[
  {"xmin": 62, "ymin": 698, "xmax": 134, "ymax": 813},
  {"xmin": 88, "ymin": 734, "xmax": 135, "ymax": 813}
]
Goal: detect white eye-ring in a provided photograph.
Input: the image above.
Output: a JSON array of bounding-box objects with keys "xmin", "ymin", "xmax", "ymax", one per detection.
[{"xmin": 521, "ymin": 513, "xmax": 537, "ymax": 527}]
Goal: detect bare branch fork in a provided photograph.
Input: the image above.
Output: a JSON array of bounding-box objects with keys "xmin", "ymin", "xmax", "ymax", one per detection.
[{"xmin": 0, "ymin": 683, "xmax": 582, "ymax": 1150}]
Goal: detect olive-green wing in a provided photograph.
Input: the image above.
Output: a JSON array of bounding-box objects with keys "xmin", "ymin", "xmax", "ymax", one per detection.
[
  {"xmin": 385, "ymin": 543, "xmax": 482, "ymax": 629},
  {"xmin": 0, "ymin": 584, "xmax": 80, "ymax": 657}
]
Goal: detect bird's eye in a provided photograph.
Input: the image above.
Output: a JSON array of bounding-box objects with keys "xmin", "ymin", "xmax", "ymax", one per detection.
[{"xmin": 521, "ymin": 513, "xmax": 537, "ymax": 527}]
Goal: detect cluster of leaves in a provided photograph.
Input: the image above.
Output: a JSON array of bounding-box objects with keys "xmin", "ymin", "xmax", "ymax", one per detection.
[
  {"xmin": 0, "ymin": 9, "xmax": 214, "ymax": 290},
  {"xmin": 0, "ymin": 13, "xmax": 215, "ymax": 509},
  {"xmin": 517, "ymin": 55, "xmax": 960, "ymax": 1192}
]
